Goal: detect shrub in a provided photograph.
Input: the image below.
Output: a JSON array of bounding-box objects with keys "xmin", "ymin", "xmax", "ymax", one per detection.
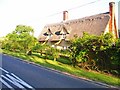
[{"xmin": 69, "ymin": 32, "xmax": 119, "ymax": 76}]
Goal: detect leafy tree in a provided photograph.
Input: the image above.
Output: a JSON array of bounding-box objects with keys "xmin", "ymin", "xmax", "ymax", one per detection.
[
  {"xmin": 15, "ymin": 25, "xmax": 37, "ymax": 54},
  {"xmin": 69, "ymin": 32, "xmax": 120, "ymax": 76},
  {"xmin": 68, "ymin": 32, "xmax": 115, "ymax": 71},
  {"xmin": 5, "ymin": 32, "xmax": 21, "ymax": 51},
  {"xmin": 106, "ymin": 38, "xmax": 120, "ymax": 75},
  {"xmin": 32, "ymin": 43, "xmax": 49, "ymax": 55},
  {"xmin": 0, "ymin": 37, "xmax": 6, "ymax": 50},
  {"xmin": 32, "ymin": 43, "xmax": 42, "ymax": 54},
  {"xmin": 33, "ymin": 43, "xmax": 60, "ymax": 61},
  {"xmin": 68, "ymin": 34, "xmax": 82, "ymax": 67},
  {"xmin": 51, "ymin": 47, "xmax": 60, "ymax": 61},
  {"xmin": 118, "ymin": 29, "xmax": 120, "ymax": 37},
  {"xmin": 3, "ymin": 25, "xmax": 37, "ymax": 54}
]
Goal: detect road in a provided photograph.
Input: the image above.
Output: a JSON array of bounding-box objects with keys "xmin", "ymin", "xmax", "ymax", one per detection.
[{"xmin": 0, "ymin": 54, "xmax": 114, "ymax": 89}]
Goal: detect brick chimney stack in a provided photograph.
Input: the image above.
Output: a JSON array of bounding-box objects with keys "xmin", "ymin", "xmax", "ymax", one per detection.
[
  {"xmin": 109, "ymin": 2, "xmax": 115, "ymax": 32},
  {"xmin": 109, "ymin": 2, "xmax": 119, "ymax": 38},
  {"xmin": 63, "ymin": 11, "xmax": 68, "ymax": 21}
]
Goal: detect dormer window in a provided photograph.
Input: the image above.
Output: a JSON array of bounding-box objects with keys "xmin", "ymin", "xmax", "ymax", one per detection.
[
  {"xmin": 48, "ymin": 33, "xmax": 52, "ymax": 38},
  {"xmin": 60, "ymin": 26, "xmax": 69, "ymax": 39},
  {"xmin": 55, "ymin": 24, "xmax": 69, "ymax": 40},
  {"xmin": 47, "ymin": 28, "xmax": 53, "ymax": 39},
  {"xmin": 61, "ymin": 34, "xmax": 66, "ymax": 39},
  {"xmin": 43, "ymin": 28, "xmax": 53, "ymax": 40}
]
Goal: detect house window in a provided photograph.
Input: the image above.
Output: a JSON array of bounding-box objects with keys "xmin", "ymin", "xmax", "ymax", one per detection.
[
  {"xmin": 61, "ymin": 34, "xmax": 66, "ymax": 39},
  {"xmin": 48, "ymin": 34, "xmax": 52, "ymax": 38},
  {"xmin": 62, "ymin": 46, "xmax": 67, "ymax": 50}
]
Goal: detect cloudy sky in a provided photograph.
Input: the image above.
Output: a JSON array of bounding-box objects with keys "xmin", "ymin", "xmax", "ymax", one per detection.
[{"xmin": 0, "ymin": 0, "xmax": 119, "ymax": 38}]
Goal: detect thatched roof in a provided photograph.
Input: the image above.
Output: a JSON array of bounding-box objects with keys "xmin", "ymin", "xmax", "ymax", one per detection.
[{"xmin": 38, "ymin": 12, "xmax": 110, "ymax": 41}]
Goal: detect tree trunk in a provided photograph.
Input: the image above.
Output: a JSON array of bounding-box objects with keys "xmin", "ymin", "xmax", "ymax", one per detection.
[
  {"xmin": 27, "ymin": 50, "xmax": 32, "ymax": 55},
  {"xmin": 54, "ymin": 58, "xmax": 56, "ymax": 61}
]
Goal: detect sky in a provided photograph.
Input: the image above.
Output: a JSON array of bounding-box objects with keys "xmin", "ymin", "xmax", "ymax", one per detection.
[{"xmin": 0, "ymin": 0, "xmax": 119, "ymax": 38}]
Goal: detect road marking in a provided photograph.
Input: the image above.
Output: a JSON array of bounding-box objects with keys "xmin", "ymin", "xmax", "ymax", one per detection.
[
  {"xmin": 1, "ymin": 74, "xmax": 25, "ymax": 89},
  {"xmin": 11, "ymin": 73, "xmax": 34, "ymax": 89},
  {"xmin": 0, "ymin": 78, "xmax": 14, "ymax": 90},
  {"xmin": 0, "ymin": 67, "xmax": 9, "ymax": 73},
  {"xmin": 0, "ymin": 67, "xmax": 35, "ymax": 90}
]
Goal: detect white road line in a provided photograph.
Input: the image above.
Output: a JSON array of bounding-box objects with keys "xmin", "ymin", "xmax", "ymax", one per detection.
[
  {"xmin": 11, "ymin": 73, "xmax": 34, "ymax": 89},
  {"xmin": 3, "ymin": 74, "xmax": 25, "ymax": 89},
  {"xmin": 0, "ymin": 67, "xmax": 9, "ymax": 73},
  {"xmin": 0, "ymin": 78, "xmax": 14, "ymax": 90},
  {"xmin": 0, "ymin": 67, "xmax": 35, "ymax": 90}
]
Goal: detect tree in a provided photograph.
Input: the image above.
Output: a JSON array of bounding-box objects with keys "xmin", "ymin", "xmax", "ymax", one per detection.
[
  {"xmin": 51, "ymin": 47, "xmax": 60, "ymax": 61},
  {"xmin": 68, "ymin": 34, "xmax": 82, "ymax": 67},
  {"xmin": 32, "ymin": 43, "xmax": 60, "ymax": 61},
  {"xmin": 3, "ymin": 25, "xmax": 37, "ymax": 54},
  {"xmin": 68, "ymin": 32, "xmax": 115, "ymax": 71},
  {"xmin": 32, "ymin": 43, "xmax": 48, "ymax": 55}
]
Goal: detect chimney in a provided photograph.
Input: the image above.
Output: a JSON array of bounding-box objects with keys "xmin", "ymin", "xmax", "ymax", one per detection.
[
  {"xmin": 109, "ymin": 2, "xmax": 115, "ymax": 32},
  {"xmin": 63, "ymin": 11, "xmax": 68, "ymax": 21},
  {"xmin": 109, "ymin": 2, "xmax": 119, "ymax": 38}
]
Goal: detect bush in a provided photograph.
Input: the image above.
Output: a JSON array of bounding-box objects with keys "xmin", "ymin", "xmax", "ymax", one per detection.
[{"xmin": 69, "ymin": 32, "xmax": 120, "ymax": 76}]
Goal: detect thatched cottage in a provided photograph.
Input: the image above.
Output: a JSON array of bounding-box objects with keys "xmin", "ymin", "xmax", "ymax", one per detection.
[{"xmin": 38, "ymin": 2, "xmax": 119, "ymax": 49}]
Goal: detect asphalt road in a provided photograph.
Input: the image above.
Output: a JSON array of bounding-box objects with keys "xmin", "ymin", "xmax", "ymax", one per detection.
[{"xmin": 0, "ymin": 54, "xmax": 114, "ymax": 89}]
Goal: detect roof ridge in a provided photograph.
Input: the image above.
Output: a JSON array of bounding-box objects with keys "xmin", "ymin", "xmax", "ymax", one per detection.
[
  {"xmin": 45, "ymin": 12, "xmax": 110, "ymax": 27},
  {"xmin": 65, "ymin": 12, "xmax": 110, "ymax": 23}
]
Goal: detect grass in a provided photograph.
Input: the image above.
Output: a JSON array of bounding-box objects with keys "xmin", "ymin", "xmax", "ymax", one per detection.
[
  {"xmin": 2, "ymin": 50, "xmax": 120, "ymax": 87},
  {"xmin": 0, "ymin": 48, "xmax": 2, "ymax": 53}
]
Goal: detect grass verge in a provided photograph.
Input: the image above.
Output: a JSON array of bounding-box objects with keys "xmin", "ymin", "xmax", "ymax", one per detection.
[{"xmin": 2, "ymin": 50, "xmax": 120, "ymax": 87}]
